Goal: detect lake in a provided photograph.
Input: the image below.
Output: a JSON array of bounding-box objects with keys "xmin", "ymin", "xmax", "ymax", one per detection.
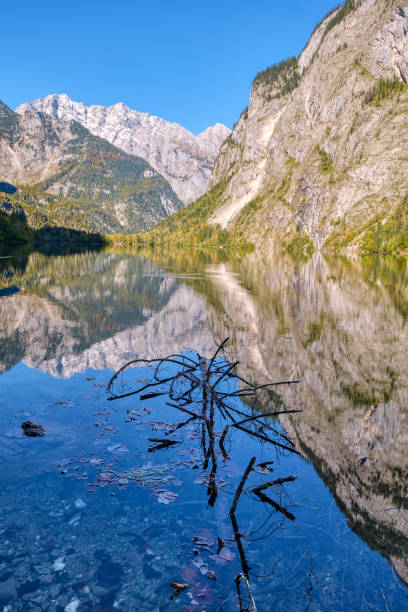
[{"xmin": 1, "ymin": 245, "xmax": 408, "ymax": 611}]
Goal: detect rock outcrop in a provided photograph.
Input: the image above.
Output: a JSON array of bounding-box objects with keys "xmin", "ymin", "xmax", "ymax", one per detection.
[
  {"xmin": 206, "ymin": 0, "xmax": 408, "ymax": 254},
  {"xmin": 0, "ymin": 101, "xmax": 182, "ymax": 234},
  {"xmin": 17, "ymin": 94, "xmax": 230, "ymax": 205}
]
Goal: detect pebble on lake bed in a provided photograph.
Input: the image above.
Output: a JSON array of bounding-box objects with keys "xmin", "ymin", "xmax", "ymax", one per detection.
[
  {"xmin": 74, "ymin": 498, "xmax": 87, "ymax": 509},
  {"xmin": 53, "ymin": 557, "xmax": 65, "ymax": 571},
  {"xmin": 64, "ymin": 599, "xmax": 80, "ymax": 612}
]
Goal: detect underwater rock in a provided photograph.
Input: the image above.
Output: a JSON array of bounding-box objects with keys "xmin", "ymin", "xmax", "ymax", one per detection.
[
  {"xmin": 96, "ymin": 561, "xmax": 124, "ymax": 587},
  {"xmin": 143, "ymin": 561, "xmax": 161, "ymax": 580},
  {"xmin": 64, "ymin": 599, "xmax": 80, "ymax": 612},
  {"xmin": 0, "ymin": 578, "xmax": 17, "ymax": 601},
  {"xmin": 53, "ymin": 557, "xmax": 65, "ymax": 572},
  {"xmin": 74, "ymin": 498, "xmax": 87, "ymax": 509},
  {"xmin": 21, "ymin": 421, "xmax": 45, "ymax": 437}
]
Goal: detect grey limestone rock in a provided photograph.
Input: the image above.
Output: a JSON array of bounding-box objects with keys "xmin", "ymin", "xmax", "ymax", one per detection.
[
  {"xmin": 17, "ymin": 95, "xmax": 230, "ymax": 205},
  {"xmin": 208, "ymin": 0, "xmax": 408, "ymax": 252}
]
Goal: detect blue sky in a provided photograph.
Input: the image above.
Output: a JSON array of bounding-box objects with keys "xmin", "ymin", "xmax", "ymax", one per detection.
[{"xmin": 3, "ymin": 0, "xmax": 336, "ymax": 133}]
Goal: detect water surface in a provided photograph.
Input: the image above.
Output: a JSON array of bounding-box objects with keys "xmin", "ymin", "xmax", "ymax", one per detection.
[{"xmin": 1, "ymin": 246, "xmax": 408, "ymax": 611}]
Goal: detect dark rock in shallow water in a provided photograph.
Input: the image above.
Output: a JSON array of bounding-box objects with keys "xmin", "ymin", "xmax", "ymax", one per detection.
[
  {"xmin": 21, "ymin": 421, "xmax": 46, "ymax": 437},
  {"xmin": 0, "ymin": 578, "xmax": 17, "ymax": 601},
  {"xmin": 96, "ymin": 561, "xmax": 124, "ymax": 587},
  {"xmin": 17, "ymin": 578, "xmax": 41, "ymax": 596},
  {"xmin": 143, "ymin": 561, "xmax": 161, "ymax": 579},
  {"xmin": 44, "ymin": 538, "xmax": 55, "ymax": 552},
  {"xmin": 118, "ymin": 531, "xmax": 145, "ymax": 549}
]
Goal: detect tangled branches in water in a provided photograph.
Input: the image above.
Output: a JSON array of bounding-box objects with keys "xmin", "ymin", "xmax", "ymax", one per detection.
[{"xmin": 108, "ymin": 338, "xmax": 302, "ymax": 611}]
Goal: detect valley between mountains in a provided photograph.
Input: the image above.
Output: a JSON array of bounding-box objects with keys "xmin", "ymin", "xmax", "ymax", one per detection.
[{"xmin": 1, "ymin": 0, "xmax": 408, "ymax": 256}]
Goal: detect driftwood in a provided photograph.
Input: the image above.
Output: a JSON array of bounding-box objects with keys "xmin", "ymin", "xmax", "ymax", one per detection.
[
  {"xmin": 108, "ymin": 338, "xmax": 301, "ymax": 611},
  {"xmin": 147, "ymin": 437, "xmax": 180, "ymax": 452}
]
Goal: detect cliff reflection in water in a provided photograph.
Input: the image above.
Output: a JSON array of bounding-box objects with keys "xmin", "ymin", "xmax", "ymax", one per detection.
[
  {"xmin": 205, "ymin": 252, "xmax": 408, "ymax": 586},
  {"xmin": 1, "ymin": 246, "xmax": 408, "ymax": 585}
]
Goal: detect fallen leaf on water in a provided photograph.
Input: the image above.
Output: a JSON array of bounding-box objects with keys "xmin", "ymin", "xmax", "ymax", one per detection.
[
  {"xmin": 209, "ymin": 548, "xmax": 236, "ymax": 564},
  {"xmin": 180, "ymin": 567, "xmax": 199, "ymax": 583},
  {"xmin": 190, "ymin": 582, "xmax": 216, "ymax": 604},
  {"xmin": 192, "ymin": 529, "xmax": 215, "ymax": 549},
  {"xmin": 171, "ymin": 582, "xmax": 187, "ymax": 590},
  {"xmin": 154, "ymin": 489, "xmax": 178, "ymax": 504}
]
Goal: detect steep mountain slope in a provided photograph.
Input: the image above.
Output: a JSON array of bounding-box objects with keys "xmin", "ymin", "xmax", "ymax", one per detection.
[
  {"xmin": 17, "ymin": 94, "xmax": 230, "ymax": 204},
  {"xmin": 197, "ymin": 0, "xmax": 408, "ymax": 255},
  {"xmin": 0, "ymin": 101, "xmax": 182, "ymax": 234}
]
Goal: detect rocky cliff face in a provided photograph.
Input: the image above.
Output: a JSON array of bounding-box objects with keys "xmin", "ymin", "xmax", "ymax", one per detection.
[
  {"xmin": 0, "ymin": 101, "xmax": 182, "ymax": 234},
  {"xmin": 17, "ymin": 94, "xmax": 230, "ymax": 205},
  {"xmin": 207, "ymin": 0, "xmax": 408, "ymax": 253}
]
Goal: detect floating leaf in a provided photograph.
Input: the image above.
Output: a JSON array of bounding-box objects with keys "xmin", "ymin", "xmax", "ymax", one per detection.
[
  {"xmin": 154, "ymin": 489, "xmax": 178, "ymax": 504},
  {"xmin": 192, "ymin": 529, "xmax": 215, "ymax": 549},
  {"xmin": 209, "ymin": 548, "xmax": 235, "ymax": 565},
  {"xmin": 180, "ymin": 567, "xmax": 199, "ymax": 583},
  {"xmin": 171, "ymin": 582, "xmax": 187, "ymax": 590},
  {"xmin": 190, "ymin": 582, "xmax": 216, "ymax": 605}
]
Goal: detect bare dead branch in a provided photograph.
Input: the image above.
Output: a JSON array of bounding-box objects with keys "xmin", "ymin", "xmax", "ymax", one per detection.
[
  {"xmin": 233, "ymin": 410, "xmax": 302, "ymax": 427},
  {"xmin": 206, "ymin": 336, "xmax": 230, "ymax": 378},
  {"xmin": 230, "ymin": 456, "xmax": 256, "ymax": 516},
  {"xmin": 232, "ymin": 423, "xmax": 300, "ymax": 455},
  {"xmin": 253, "ymin": 489, "xmax": 296, "ymax": 521},
  {"xmin": 252, "ymin": 476, "xmax": 297, "ymax": 493}
]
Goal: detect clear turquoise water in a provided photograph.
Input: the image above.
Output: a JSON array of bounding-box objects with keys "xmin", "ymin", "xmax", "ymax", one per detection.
[{"xmin": 1, "ymin": 246, "xmax": 408, "ymax": 611}]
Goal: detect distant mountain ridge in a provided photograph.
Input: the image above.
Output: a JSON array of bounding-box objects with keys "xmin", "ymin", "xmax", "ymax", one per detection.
[
  {"xmin": 17, "ymin": 94, "xmax": 231, "ymax": 204},
  {"xmin": 0, "ymin": 100, "xmax": 182, "ymax": 235}
]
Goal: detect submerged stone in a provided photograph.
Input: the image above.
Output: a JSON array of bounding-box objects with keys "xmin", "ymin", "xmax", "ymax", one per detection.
[
  {"xmin": 53, "ymin": 557, "xmax": 65, "ymax": 572},
  {"xmin": 0, "ymin": 578, "xmax": 17, "ymax": 602},
  {"xmin": 74, "ymin": 498, "xmax": 87, "ymax": 509},
  {"xmin": 96, "ymin": 561, "xmax": 124, "ymax": 587},
  {"xmin": 21, "ymin": 421, "xmax": 45, "ymax": 437},
  {"xmin": 64, "ymin": 599, "xmax": 80, "ymax": 612}
]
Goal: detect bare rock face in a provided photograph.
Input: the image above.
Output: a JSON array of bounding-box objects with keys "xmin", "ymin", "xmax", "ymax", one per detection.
[
  {"xmin": 207, "ymin": 0, "xmax": 408, "ymax": 253},
  {"xmin": 372, "ymin": 5, "xmax": 408, "ymax": 82},
  {"xmin": 16, "ymin": 95, "xmax": 230, "ymax": 205},
  {"xmin": 0, "ymin": 101, "xmax": 183, "ymax": 233}
]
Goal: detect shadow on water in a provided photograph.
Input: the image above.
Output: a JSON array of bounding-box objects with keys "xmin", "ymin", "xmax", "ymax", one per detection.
[
  {"xmin": 33, "ymin": 226, "xmax": 105, "ymax": 250},
  {"xmin": 0, "ymin": 181, "xmax": 17, "ymax": 195}
]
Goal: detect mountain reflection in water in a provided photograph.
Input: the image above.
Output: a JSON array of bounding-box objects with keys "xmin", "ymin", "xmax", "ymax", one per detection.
[{"xmin": 1, "ymin": 245, "xmax": 408, "ymax": 610}]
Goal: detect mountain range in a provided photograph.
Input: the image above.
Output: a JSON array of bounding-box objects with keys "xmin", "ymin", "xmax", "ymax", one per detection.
[
  {"xmin": 16, "ymin": 94, "xmax": 230, "ymax": 205},
  {"xmin": 0, "ymin": 97, "xmax": 229, "ymax": 241},
  {"xmin": 0, "ymin": 100, "xmax": 184, "ymax": 236},
  {"xmin": 2, "ymin": 0, "xmax": 408, "ymax": 254},
  {"xmin": 145, "ymin": 0, "xmax": 408, "ymax": 256}
]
